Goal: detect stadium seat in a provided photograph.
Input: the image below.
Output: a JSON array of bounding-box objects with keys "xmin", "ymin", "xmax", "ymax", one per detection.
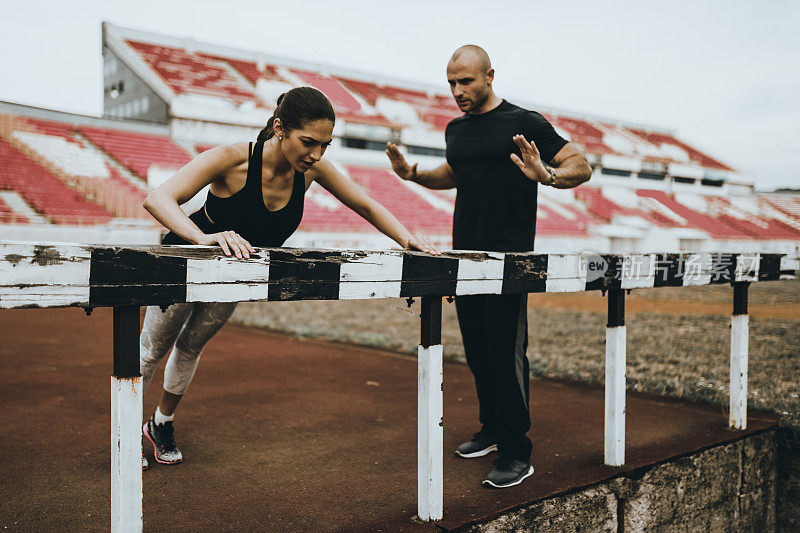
[
  {"xmin": 0, "ymin": 137, "xmax": 113, "ymax": 224},
  {"xmin": 127, "ymin": 41, "xmax": 257, "ymax": 104},
  {"xmin": 0, "ymin": 196, "xmax": 28, "ymax": 224},
  {"xmin": 79, "ymin": 125, "xmax": 192, "ymax": 180},
  {"xmin": 627, "ymin": 128, "xmax": 733, "ymax": 171}
]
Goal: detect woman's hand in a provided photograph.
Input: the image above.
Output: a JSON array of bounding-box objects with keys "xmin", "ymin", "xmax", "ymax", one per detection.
[
  {"xmin": 405, "ymin": 232, "xmax": 441, "ymax": 255},
  {"xmin": 197, "ymin": 231, "xmax": 255, "ymax": 259}
]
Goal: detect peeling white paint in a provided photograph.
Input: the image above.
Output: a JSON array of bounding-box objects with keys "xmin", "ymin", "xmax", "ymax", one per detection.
[
  {"xmin": 730, "ymin": 315, "xmax": 749, "ymax": 430},
  {"xmin": 111, "ymin": 376, "xmax": 142, "ymax": 533},
  {"xmin": 605, "ymin": 325, "xmax": 626, "ymax": 466},
  {"xmin": 418, "ymin": 344, "xmax": 443, "ymax": 521}
]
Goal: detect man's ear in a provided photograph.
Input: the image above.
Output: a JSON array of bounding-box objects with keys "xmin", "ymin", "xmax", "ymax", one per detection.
[{"xmin": 485, "ymin": 68, "xmax": 495, "ymax": 85}]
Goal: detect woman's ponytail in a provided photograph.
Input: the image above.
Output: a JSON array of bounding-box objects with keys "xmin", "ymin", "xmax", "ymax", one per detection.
[
  {"xmin": 257, "ymin": 92, "xmax": 286, "ymax": 142},
  {"xmin": 257, "ymin": 113, "xmax": 277, "ymax": 142},
  {"xmin": 256, "ymin": 88, "xmax": 334, "ymax": 142}
]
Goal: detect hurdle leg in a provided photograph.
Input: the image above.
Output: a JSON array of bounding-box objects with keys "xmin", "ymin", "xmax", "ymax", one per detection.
[
  {"xmin": 604, "ymin": 288, "xmax": 626, "ymax": 466},
  {"xmin": 418, "ymin": 296, "xmax": 443, "ymax": 521},
  {"xmin": 111, "ymin": 306, "xmax": 143, "ymax": 533},
  {"xmin": 730, "ymin": 282, "xmax": 749, "ymax": 430}
]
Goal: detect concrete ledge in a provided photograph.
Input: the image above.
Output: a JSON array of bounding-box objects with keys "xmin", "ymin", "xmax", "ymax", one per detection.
[{"xmin": 462, "ymin": 430, "xmax": 777, "ymax": 532}]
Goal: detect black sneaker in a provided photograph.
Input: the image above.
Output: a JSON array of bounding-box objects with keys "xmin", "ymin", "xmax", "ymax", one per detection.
[
  {"xmin": 455, "ymin": 429, "xmax": 498, "ymax": 458},
  {"xmin": 482, "ymin": 457, "xmax": 534, "ymax": 488},
  {"xmin": 143, "ymin": 416, "xmax": 183, "ymax": 465}
]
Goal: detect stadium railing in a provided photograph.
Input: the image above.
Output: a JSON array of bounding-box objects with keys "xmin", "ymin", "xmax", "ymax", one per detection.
[{"xmin": 1, "ymin": 243, "xmax": 798, "ymax": 530}]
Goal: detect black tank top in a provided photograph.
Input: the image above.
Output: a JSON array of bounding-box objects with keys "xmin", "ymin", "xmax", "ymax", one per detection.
[{"xmin": 163, "ymin": 139, "xmax": 305, "ymax": 247}]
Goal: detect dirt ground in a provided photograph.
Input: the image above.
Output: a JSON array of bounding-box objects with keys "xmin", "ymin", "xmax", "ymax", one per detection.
[{"xmin": 0, "ymin": 308, "xmax": 778, "ymax": 532}]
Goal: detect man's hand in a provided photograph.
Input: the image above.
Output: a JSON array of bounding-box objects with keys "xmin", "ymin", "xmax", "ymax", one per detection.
[
  {"xmin": 386, "ymin": 142, "xmax": 418, "ymax": 182},
  {"xmin": 510, "ymin": 134, "xmax": 551, "ymax": 184}
]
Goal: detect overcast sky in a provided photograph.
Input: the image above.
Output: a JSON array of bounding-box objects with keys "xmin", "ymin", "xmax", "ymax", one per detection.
[{"xmin": 1, "ymin": 0, "xmax": 797, "ymax": 190}]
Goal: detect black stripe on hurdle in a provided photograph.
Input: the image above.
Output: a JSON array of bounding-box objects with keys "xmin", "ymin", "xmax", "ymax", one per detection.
[
  {"xmin": 268, "ymin": 250, "xmax": 342, "ymax": 301},
  {"xmin": 653, "ymin": 253, "xmax": 685, "ymax": 287},
  {"xmin": 502, "ymin": 253, "xmax": 547, "ymax": 293},
  {"xmin": 758, "ymin": 254, "xmax": 781, "ymax": 281},
  {"xmin": 709, "ymin": 253, "xmax": 737, "ymax": 284},
  {"xmin": 400, "ymin": 253, "xmax": 458, "ymax": 297},
  {"xmin": 113, "ymin": 306, "xmax": 141, "ymax": 378},
  {"xmin": 89, "ymin": 248, "xmax": 187, "ymax": 307},
  {"xmin": 586, "ymin": 254, "xmax": 622, "ymax": 292}
]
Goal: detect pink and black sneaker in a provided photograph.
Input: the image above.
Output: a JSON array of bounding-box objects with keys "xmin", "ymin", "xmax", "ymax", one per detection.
[{"xmin": 143, "ymin": 416, "xmax": 183, "ymax": 465}]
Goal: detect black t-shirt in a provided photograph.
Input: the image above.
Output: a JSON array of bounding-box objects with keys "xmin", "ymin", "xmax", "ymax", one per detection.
[{"xmin": 445, "ymin": 99, "xmax": 568, "ymax": 252}]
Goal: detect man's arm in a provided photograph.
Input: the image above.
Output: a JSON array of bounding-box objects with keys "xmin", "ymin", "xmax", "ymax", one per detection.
[
  {"xmin": 385, "ymin": 142, "xmax": 456, "ymax": 189},
  {"xmin": 548, "ymin": 143, "xmax": 593, "ymax": 189},
  {"xmin": 414, "ymin": 163, "xmax": 457, "ymax": 189},
  {"xmin": 510, "ymin": 136, "xmax": 592, "ymax": 189}
]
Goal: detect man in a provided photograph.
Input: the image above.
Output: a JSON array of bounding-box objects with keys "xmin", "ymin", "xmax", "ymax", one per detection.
[{"xmin": 386, "ymin": 45, "xmax": 592, "ymax": 488}]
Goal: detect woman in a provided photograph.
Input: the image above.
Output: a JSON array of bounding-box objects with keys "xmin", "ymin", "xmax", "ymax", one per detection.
[{"xmin": 140, "ymin": 87, "xmax": 438, "ymax": 469}]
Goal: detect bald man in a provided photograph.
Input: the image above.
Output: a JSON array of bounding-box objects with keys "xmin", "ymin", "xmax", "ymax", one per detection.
[{"xmin": 387, "ymin": 45, "xmax": 592, "ymax": 488}]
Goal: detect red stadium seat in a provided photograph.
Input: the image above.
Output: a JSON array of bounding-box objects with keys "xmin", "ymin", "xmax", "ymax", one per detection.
[
  {"xmin": 80, "ymin": 125, "xmax": 192, "ymax": 179},
  {"xmin": 0, "ymin": 137, "xmax": 113, "ymax": 224},
  {"xmin": 0, "ymin": 196, "xmax": 28, "ymax": 224},
  {"xmin": 627, "ymin": 128, "xmax": 733, "ymax": 171},
  {"xmin": 635, "ymin": 189, "xmax": 749, "ymax": 239},
  {"xmin": 127, "ymin": 41, "xmax": 258, "ymax": 104}
]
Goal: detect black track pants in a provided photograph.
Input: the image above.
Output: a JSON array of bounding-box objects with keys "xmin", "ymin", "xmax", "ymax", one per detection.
[{"xmin": 455, "ymin": 293, "xmax": 532, "ymax": 461}]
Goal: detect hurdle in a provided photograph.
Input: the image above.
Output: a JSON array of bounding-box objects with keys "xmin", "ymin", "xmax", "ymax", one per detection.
[{"xmin": 1, "ymin": 243, "xmax": 797, "ymax": 530}]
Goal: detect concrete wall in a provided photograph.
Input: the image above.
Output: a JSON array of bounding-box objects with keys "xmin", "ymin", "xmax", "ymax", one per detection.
[
  {"xmin": 462, "ymin": 430, "xmax": 776, "ymax": 532},
  {"xmin": 777, "ymin": 428, "xmax": 800, "ymax": 532}
]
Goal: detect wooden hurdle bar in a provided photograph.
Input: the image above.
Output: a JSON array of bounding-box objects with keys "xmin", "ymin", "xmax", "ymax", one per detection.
[{"xmin": 1, "ymin": 243, "xmax": 797, "ymax": 531}]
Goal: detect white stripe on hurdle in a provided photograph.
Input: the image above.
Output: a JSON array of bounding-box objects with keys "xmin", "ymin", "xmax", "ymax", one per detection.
[
  {"xmin": 111, "ymin": 376, "xmax": 143, "ymax": 533},
  {"xmin": 417, "ymin": 344, "xmax": 443, "ymax": 521},
  {"xmin": 0, "ymin": 243, "xmax": 90, "ymax": 308},
  {"xmin": 604, "ymin": 325, "xmax": 626, "ymax": 466},
  {"xmin": 456, "ymin": 253, "xmax": 504, "ymax": 295},
  {"xmin": 546, "ymin": 254, "xmax": 587, "ymax": 293},
  {"xmin": 186, "ymin": 256, "xmax": 271, "ymax": 302},
  {"xmin": 729, "ymin": 315, "xmax": 749, "ymax": 430},
  {"xmin": 338, "ymin": 252, "xmax": 404, "ymax": 299}
]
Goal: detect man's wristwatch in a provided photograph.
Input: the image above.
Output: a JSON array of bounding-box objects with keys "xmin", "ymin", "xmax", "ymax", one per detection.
[{"xmin": 543, "ymin": 164, "xmax": 557, "ymax": 186}]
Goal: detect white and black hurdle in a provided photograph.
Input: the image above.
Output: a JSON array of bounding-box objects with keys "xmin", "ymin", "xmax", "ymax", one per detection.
[{"xmin": 1, "ymin": 243, "xmax": 797, "ymax": 530}]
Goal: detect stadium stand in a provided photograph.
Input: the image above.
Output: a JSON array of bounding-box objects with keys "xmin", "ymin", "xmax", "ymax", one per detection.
[
  {"xmin": 126, "ymin": 41, "xmax": 257, "ymax": 103},
  {"xmin": 2, "ymin": 113, "xmax": 151, "ymax": 219},
  {"xmin": 0, "ymin": 136, "xmax": 113, "ymax": 224},
  {"xmin": 627, "ymin": 128, "xmax": 734, "ymax": 171},
  {"xmin": 79, "ymin": 125, "xmax": 192, "ymax": 180},
  {"xmin": 763, "ymin": 194, "xmax": 800, "ymax": 222},
  {"xmin": 0, "ymin": 22, "xmax": 797, "ymax": 255},
  {"xmin": 545, "ymin": 115, "xmax": 616, "ymax": 156},
  {"xmin": 635, "ymin": 189, "xmax": 751, "ymax": 239},
  {"xmin": 0, "ymin": 196, "xmax": 27, "ymax": 224},
  {"xmin": 299, "ymin": 180, "xmax": 374, "ymax": 234},
  {"xmin": 344, "ymin": 166, "xmax": 455, "ymax": 233}
]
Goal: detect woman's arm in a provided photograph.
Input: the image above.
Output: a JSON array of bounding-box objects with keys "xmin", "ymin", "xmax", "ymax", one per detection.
[
  {"xmin": 312, "ymin": 160, "xmax": 440, "ymax": 254},
  {"xmin": 143, "ymin": 144, "xmax": 255, "ymax": 258}
]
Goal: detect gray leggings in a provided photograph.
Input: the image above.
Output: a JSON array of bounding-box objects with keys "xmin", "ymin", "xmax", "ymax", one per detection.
[{"xmin": 139, "ymin": 302, "xmax": 237, "ymax": 395}]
